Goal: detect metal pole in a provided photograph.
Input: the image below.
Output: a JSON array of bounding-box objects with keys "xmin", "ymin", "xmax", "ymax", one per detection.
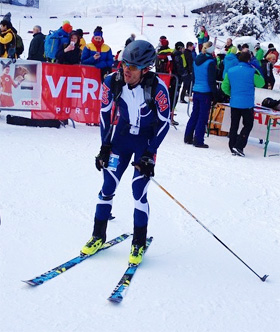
[{"xmin": 151, "ymin": 178, "xmax": 269, "ymax": 282}]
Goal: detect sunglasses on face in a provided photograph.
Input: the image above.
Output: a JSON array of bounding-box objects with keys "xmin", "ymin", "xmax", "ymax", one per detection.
[{"xmin": 122, "ymin": 61, "xmax": 146, "ymax": 71}]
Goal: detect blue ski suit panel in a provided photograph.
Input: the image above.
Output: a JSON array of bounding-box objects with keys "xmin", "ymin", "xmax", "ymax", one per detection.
[{"xmin": 96, "ymin": 73, "xmax": 170, "ymax": 227}]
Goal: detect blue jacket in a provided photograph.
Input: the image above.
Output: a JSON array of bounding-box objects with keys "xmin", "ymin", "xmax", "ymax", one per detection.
[
  {"xmin": 223, "ymin": 62, "xmax": 265, "ymax": 109},
  {"xmin": 193, "ymin": 53, "xmax": 216, "ymax": 94},
  {"xmin": 223, "ymin": 53, "xmax": 239, "ymax": 79},
  {"xmin": 81, "ymin": 42, "xmax": 113, "ymax": 69}
]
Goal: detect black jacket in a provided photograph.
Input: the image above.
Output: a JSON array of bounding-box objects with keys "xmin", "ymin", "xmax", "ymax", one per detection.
[
  {"xmin": 261, "ymin": 60, "xmax": 275, "ymax": 89},
  {"xmin": 27, "ymin": 32, "xmax": 45, "ymax": 61},
  {"xmin": 172, "ymin": 50, "xmax": 187, "ymax": 78},
  {"xmin": 56, "ymin": 44, "xmax": 81, "ymax": 65},
  {"xmin": 183, "ymin": 49, "xmax": 194, "ymax": 74}
]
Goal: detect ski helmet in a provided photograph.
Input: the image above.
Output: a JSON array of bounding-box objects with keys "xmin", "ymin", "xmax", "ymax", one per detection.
[{"xmin": 122, "ymin": 40, "xmax": 156, "ymax": 68}]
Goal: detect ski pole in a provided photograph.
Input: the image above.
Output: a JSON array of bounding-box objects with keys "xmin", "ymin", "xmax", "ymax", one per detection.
[{"xmin": 151, "ymin": 178, "xmax": 269, "ymax": 282}]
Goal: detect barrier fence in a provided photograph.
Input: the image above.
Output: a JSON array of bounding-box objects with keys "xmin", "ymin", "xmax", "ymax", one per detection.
[{"xmin": 0, "ymin": 59, "xmax": 173, "ymax": 125}]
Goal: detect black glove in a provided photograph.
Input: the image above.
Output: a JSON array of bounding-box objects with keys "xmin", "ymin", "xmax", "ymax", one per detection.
[
  {"xmin": 95, "ymin": 144, "xmax": 111, "ymax": 171},
  {"xmin": 132, "ymin": 151, "xmax": 155, "ymax": 178}
]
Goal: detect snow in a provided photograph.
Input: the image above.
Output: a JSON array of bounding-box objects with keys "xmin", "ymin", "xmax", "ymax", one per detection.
[{"xmin": 1, "ymin": 1, "xmax": 280, "ymax": 332}]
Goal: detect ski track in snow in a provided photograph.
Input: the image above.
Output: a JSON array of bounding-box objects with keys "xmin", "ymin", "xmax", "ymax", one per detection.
[{"xmin": 0, "ymin": 2, "xmax": 280, "ymax": 331}]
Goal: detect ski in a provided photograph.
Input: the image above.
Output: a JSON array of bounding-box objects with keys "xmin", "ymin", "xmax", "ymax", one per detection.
[
  {"xmin": 108, "ymin": 236, "xmax": 153, "ymax": 303},
  {"xmin": 22, "ymin": 233, "xmax": 131, "ymax": 286}
]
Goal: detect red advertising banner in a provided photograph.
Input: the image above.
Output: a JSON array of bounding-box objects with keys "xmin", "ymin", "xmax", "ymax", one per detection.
[{"xmin": 32, "ymin": 63, "xmax": 102, "ymax": 123}]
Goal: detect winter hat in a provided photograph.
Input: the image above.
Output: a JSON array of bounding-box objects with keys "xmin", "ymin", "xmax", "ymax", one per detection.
[
  {"xmin": 230, "ymin": 46, "xmax": 237, "ymax": 54},
  {"xmin": 3, "ymin": 12, "xmax": 11, "ymax": 22},
  {"xmin": 160, "ymin": 35, "xmax": 167, "ymax": 40},
  {"xmin": 175, "ymin": 41, "xmax": 184, "ymax": 51},
  {"xmin": 206, "ymin": 44, "xmax": 215, "ymax": 54},
  {"xmin": 254, "ymin": 42, "xmax": 260, "ymax": 49},
  {"xmin": 94, "ymin": 26, "xmax": 103, "ymax": 38},
  {"xmin": 62, "ymin": 20, "xmax": 70, "ymax": 25},
  {"xmin": 62, "ymin": 23, "xmax": 73, "ymax": 33},
  {"xmin": 161, "ymin": 39, "xmax": 169, "ymax": 47},
  {"xmin": 268, "ymin": 43, "xmax": 274, "ymax": 49},
  {"xmin": 76, "ymin": 28, "xmax": 83, "ymax": 37}
]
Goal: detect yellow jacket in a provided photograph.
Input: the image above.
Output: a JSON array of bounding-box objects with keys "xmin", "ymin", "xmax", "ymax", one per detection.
[{"xmin": 0, "ymin": 29, "xmax": 16, "ymax": 58}]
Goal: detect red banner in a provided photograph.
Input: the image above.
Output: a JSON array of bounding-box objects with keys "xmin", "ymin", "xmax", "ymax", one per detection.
[
  {"xmin": 32, "ymin": 63, "xmax": 172, "ymax": 124},
  {"xmin": 32, "ymin": 63, "xmax": 102, "ymax": 123}
]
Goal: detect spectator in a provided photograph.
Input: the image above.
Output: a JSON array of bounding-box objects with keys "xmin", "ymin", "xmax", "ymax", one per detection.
[
  {"xmin": 76, "ymin": 29, "xmax": 86, "ymax": 51},
  {"xmin": 180, "ymin": 41, "xmax": 194, "ymax": 103},
  {"xmin": 56, "ymin": 30, "xmax": 81, "ymax": 64},
  {"xmin": 125, "ymin": 33, "xmax": 136, "ymax": 47},
  {"xmin": 27, "ymin": 25, "xmax": 45, "ymax": 61},
  {"xmin": 224, "ymin": 38, "xmax": 234, "ymax": 53},
  {"xmin": 155, "ymin": 35, "xmax": 167, "ymax": 52},
  {"xmin": 223, "ymin": 46, "xmax": 239, "ymax": 79},
  {"xmin": 155, "ymin": 38, "xmax": 174, "ymax": 73},
  {"xmin": 261, "ymin": 53, "xmax": 277, "ymax": 90},
  {"xmin": 196, "ymin": 26, "xmax": 209, "ymax": 53},
  {"xmin": 81, "ymin": 26, "xmax": 113, "ymax": 82},
  {"xmin": 221, "ymin": 52, "xmax": 265, "ymax": 157},
  {"xmin": 171, "ymin": 41, "xmax": 186, "ymax": 125},
  {"xmin": 184, "ymin": 41, "xmax": 217, "ymax": 148},
  {"xmin": 264, "ymin": 43, "xmax": 279, "ymax": 63},
  {"xmin": 0, "ymin": 20, "xmax": 15, "ymax": 58},
  {"xmin": 254, "ymin": 42, "xmax": 264, "ymax": 65}
]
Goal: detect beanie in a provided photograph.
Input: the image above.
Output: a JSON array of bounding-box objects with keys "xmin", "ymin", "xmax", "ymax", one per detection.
[
  {"xmin": 76, "ymin": 28, "xmax": 83, "ymax": 37},
  {"xmin": 3, "ymin": 12, "xmax": 11, "ymax": 22},
  {"xmin": 175, "ymin": 41, "xmax": 184, "ymax": 51},
  {"xmin": 161, "ymin": 39, "xmax": 169, "ymax": 47},
  {"xmin": 62, "ymin": 23, "xmax": 73, "ymax": 34},
  {"xmin": 62, "ymin": 20, "xmax": 70, "ymax": 25},
  {"xmin": 94, "ymin": 26, "xmax": 103, "ymax": 38},
  {"xmin": 268, "ymin": 43, "xmax": 274, "ymax": 49}
]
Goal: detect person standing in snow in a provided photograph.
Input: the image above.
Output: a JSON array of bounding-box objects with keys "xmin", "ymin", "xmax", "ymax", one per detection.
[
  {"xmin": 81, "ymin": 26, "xmax": 113, "ymax": 82},
  {"xmin": 264, "ymin": 43, "xmax": 279, "ymax": 63},
  {"xmin": 180, "ymin": 41, "xmax": 194, "ymax": 103},
  {"xmin": 56, "ymin": 30, "xmax": 81, "ymax": 64},
  {"xmin": 224, "ymin": 38, "xmax": 234, "ymax": 53},
  {"xmin": 261, "ymin": 53, "xmax": 277, "ymax": 90},
  {"xmin": 196, "ymin": 26, "xmax": 209, "ymax": 53},
  {"xmin": 184, "ymin": 41, "xmax": 217, "ymax": 148},
  {"xmin": 221, "ymin": 51, "xmax": 265, "ymax": 157},
  {"xmin": 80, "ymin": 40, "xmax": 170, "ymax": 265},
  {"xmin": 0, "ymin": 20, "xmax": 16, "ymax": 58},
  {"xmin": 27, "ymin": 25, "xmax": 45, "ymax": 61},
  {"xmin": 223, "ymin": 46, "xmax": 239, "ymax": 79},
  {"xmin": 125, "ymin": 33, "xmax": 136, "ymax": 47},
  {"xmin": 254, "ymin": 43, "xmax": 264, "ymax": 66}
]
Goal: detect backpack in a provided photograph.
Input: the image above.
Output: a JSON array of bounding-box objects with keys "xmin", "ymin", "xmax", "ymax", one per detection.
[
  {"xmin": 155, "ymin": 51, "xmax": 174, "ymax": 74},
  {"xmin": 262, "ymin": 97, "xmax": 280, "ymax": 110},
  {"xmin": 44, "ymin": 30, "xmax": 65, "ymax": 61},
  {"xmin": 15, "ymin": 34, "xmax": 24, "ymax": 56},
  {"xmin": 111, "ymin": 70, "xmax": 158, "ymax": 112}
]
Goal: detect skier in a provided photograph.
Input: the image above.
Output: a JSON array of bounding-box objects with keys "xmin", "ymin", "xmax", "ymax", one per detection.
[{"xmin": 81, "ymin": 40, "xmax": 170, "ymax": 265}]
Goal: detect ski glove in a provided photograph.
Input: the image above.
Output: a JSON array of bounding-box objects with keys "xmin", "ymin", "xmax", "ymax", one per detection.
[
  {"xmin": 132, "ymin": 151, "xmax": 155, "ymax": 178},
  {"xmin": 95, "ymin": 144, "xmax": 111, "ymax": 171}
]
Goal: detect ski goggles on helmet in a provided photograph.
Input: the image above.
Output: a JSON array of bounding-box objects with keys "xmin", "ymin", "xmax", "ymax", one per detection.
[{"xmin": 122, "ymin": 61, "xmax": 146, "ymax": 71}]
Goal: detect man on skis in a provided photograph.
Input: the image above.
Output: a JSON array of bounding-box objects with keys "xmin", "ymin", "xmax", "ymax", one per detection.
[{"xmin": 81, "ymin": 40, "xmax": 170, "ymax": 265}]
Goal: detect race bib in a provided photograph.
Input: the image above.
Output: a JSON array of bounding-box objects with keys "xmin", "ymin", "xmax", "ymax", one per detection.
[{"xmin": 108, "ymin": 153, "xmax": 119, "ymax": 171}]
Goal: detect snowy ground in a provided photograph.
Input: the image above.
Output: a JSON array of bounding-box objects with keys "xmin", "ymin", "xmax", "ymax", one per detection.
[
  {"xmin": 1, "ymin": 103, "xmax": 280, "ymax": 332},
  {"xmin": 1, "ymin": 1, "xmax": 280, "ymax": 332}
]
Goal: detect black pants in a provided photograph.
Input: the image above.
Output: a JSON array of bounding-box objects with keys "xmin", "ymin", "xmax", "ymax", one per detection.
[
  {"xmin": 180, "ymin": 73, "xmax": 193, "ymax": 101},
  {"xmin": 229, "ymin": 107, "xmax": 254, "ymax": 151}
]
